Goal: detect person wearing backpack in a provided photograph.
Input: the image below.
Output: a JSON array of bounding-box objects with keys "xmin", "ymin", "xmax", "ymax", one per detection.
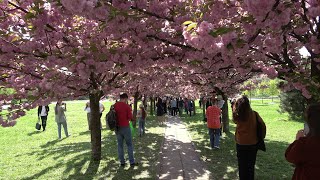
[
  {"xmin": 137, "ymin": 104, "xmax": 147, "ymax": 137},
  {"xmin": 114, "ymin": 93, "xmax": 138, "ymax": 167},
  {"xmin": 232, "ymin": 95, "xmax": 266, "ymax": 180},
  {"xmin": 206, "ymin": 97, "xmax": 221, "ymax": 149}
]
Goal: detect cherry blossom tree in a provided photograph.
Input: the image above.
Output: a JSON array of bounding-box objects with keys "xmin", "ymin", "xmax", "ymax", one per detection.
[{"xmin": 183, "ymin": 0, "xmax": 320, "ymax": 102}]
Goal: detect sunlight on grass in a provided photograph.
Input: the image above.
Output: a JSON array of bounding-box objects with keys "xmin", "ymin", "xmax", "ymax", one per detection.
[
  {"xmin": 0, "ymin": 101, "xmax": 165, "ymax": 179},
  {"xmin": 183, "ymin": 99, "xmax": 300, "ymax": 179}
]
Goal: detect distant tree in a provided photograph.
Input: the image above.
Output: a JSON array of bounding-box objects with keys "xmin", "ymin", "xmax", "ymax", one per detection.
[{"xmin": 279, "ymin": 90, "xmax": 308, "ymax": 121}]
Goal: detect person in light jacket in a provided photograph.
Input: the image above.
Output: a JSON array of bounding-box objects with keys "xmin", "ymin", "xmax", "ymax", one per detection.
[{"xmin": 55, "ymin": 100, "xmax": 69, "ymax": 139}]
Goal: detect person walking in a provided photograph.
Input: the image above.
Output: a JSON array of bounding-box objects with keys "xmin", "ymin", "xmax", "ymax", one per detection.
[
  {"xmin": 55, "ymin": 101, "xmax": 69, "ymax": 139},
  {"xmin": 184, "ymin": 98, "xmax": 189, "ymax": 114},
  {"xmin": 38, "ymin": 105, "xmax": 49, "ymax": 131},
  {"xmin": 206, "ymin": 98, "xmax": 221, "ymax": 149},
  {"xmin": 114, "ymin": 93, "xmax": 138, "ymax": 167},
  {"xmin": 84, "ymin": 101, "xmax": 91, "ymax": 130},
  {"xmin": 285, "ymin": 103, "xmax": 320, "ymax": 180},
  {"xmin": 188, "ymin": 100, "xmax": 194, "ymax": 116},
  {"xmin": 137, "ymin": 104, "xmax": 147, "ymax": 137},
  {"xmin": 178, "ymin": 98, "xmax": 184, "ymax": 116},
  {"xmin": 156, "ymin": 98, "xmax": 165, "ymax": 125},
  {"xmin": 232, "ymin": 95, "xmax": 266, "ymax": 180},
  {"xmin": 170, "ymin": 98, "xmax": 177, "ymax": 116}
]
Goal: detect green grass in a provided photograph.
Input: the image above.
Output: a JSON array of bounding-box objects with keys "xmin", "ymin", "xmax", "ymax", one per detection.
[
  {"xmin": 0, "ymin": 99, "xmax": 303, "ymax": 179},
  {"xmin": 182, "ymin": 99, "xmax": 302, "ymax": 179},
  {"xmin": 0, "ymin": 100, "xmax": 164, "ymax": 179}
]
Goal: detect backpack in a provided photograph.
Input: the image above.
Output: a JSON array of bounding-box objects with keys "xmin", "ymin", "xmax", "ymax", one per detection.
[
  {"xmin": 206, "ymin": 106, "xmax": 221, "ymax": 129},
  {"xmin": 106, "ymin": 105, "xmax": 118, "ymax": 131}
]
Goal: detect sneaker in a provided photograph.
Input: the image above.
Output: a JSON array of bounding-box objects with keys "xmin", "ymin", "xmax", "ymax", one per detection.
[
  {"xmin": 214, "ymin": 146, "xmax": 220, "ymax": 149},
  {"xmin": 130, "ymin": 162, "xmax": 139, "ymax": 167},
  {"xmin": 120, "ymin": 163, "xmax": 126, "ymax": 167}
]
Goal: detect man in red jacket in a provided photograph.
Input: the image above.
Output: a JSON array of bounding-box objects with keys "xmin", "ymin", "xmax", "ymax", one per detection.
[{"xmin": 114, "ymin": 93, "xmax": 138, "ymax": 167}]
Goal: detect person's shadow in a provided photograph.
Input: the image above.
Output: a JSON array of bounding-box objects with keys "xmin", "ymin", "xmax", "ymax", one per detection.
[{"xmin": 27, "ymin": 131, "xmax": 42, "ymax": 136}]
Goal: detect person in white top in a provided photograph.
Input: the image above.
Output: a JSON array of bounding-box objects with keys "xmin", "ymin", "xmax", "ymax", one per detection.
[
  {"xmin": 37, "ymin": 105, "xmax": 50, "ymax": 131},
  {"xmin": 217, "ymin": 95, "xmax": 225, "ymax": 109},
  {"xmin": 84, "ymin": 101, "xmax": 104, "ymax": 130}
]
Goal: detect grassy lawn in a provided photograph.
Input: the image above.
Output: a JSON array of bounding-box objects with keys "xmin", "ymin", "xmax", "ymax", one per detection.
[
  {"xmin": 182, "ymin": 99, "xmax": 302, "ymax": 179},
  {"xmin": 0, "ymin": 100, "xmax": 164, "ymax": 179}
]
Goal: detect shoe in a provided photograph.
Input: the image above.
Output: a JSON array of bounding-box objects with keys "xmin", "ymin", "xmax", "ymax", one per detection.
[
  {"xmin": 120, "ymin": 163, "xmax": 126, "ymax": 167},
  {"xmin": 214, "ymin": 146, "xmax": 220, "ymax": 149},
  {"xmin": 130, "ymin": 162, "xmax": 139, "ymax": 167}
]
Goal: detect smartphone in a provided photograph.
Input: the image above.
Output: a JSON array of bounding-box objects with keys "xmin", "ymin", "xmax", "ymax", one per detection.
[{"xmin": 304, "ymin": 123, "xmax": 310, "ymax": 136}]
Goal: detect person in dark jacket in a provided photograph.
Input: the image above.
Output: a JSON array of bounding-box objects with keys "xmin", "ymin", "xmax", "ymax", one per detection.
[
  {"xmin": 156, "ymin": 98, "xmax": 165, "ymax": 125},
  {"xmin": 38, "ymin": 105, "xmax": 50, "ymax": 131}
]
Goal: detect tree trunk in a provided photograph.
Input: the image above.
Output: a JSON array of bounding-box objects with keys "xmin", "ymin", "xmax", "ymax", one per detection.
[
  {"xmin": 153, "ymin": 98, "xmax": 156, "ymax": 112},
  {"xmin": 143, "ymin": 95, "xmax": 147, "ymax": 111},
  {"xmin": 193, "ymin": 100, "xmax": 196, "ymax": 115},
  {"xmin": 89, "ymin": 91, "xmax": 103, "ymax": 161},
  {"xmin": 133, "ymin": 91, "xmax": 139, "ymax": 128},
  {"xmin": 150, "ymin": 97, "xmax": 154, "ymax": 116},
  {"xmin": 202, "ymin": 98, "xmax": 206, "ymax": 122},
  {"xmin": 222, "ymin": 95, "xmax": 229, "ymax": 133}
]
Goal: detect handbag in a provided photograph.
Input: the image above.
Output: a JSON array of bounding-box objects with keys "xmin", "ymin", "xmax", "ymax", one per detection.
[
  {"xmin": 35, "ymin": 118, "xmax": 41, "ymax": 130},
  {"xmin": 255, "ymin": 112, "xmax": 266, "ymax": 151}
]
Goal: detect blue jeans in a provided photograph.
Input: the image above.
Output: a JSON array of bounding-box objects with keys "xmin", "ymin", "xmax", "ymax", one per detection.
[
  {"xmin": 208, "ymin": 128, "xmax": 220, "ymax": 148},
  {"xmin": 57, "ymin": 121, "xmax": 69, "ymax": 139},
  {"xmin": 138, "ymin": 118, "xmax": 145, "ymax": 135},
  {"xmin": 116, "ymin": 126, "xmax": 135, "ymax": 164}
]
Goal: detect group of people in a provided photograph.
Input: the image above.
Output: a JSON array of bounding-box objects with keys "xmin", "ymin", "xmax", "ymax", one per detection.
[
  {"xmin": 37, "ymin": 100, "xmax": 69, "ymax": 139},
  {"xmin": 36, "ymin": 94, "xmax": 320, "ymax": 179},
  {"xmin": 155, "ymin": 97, "xmax": 195, "ymax": 118},
  {"xmin": 205, "ymin": 94, "xmax": 320, "ymax": 180}
]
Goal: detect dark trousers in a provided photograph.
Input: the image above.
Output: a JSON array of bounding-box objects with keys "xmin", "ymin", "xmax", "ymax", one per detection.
[
  {"xmin": 236, "ymin": 144, "xmax": 258, "ymax": 180},
  {"xmin": 40, "ymin": 116, "xmax": 47, "ymax": 131},
  {"xmin": 171, "ymin": 107, "xmax": 177, "ymax": 116}
]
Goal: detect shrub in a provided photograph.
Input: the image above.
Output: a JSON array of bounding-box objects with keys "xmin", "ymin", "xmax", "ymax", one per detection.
[{"xmin": 279, "ymin": 90, "xmax": 307, "ymax": 121}]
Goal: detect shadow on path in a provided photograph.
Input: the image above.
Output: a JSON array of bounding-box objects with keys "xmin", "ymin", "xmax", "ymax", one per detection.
[{"xmin": 158, "ymin": 116, "xmax": 210, "ymax": 180}]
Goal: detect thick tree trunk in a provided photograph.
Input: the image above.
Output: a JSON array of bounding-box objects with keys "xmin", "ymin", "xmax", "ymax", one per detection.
[
  {"xmin": 89, "ymin": 91, "xmax": 103, "ymax": 161},
  {"xmin": 150, "ymin": 97, "xmax": 154, "ymax": 116},
  {"xmin": 222, "ymin": 95, "xmax": 229, "ymax": 133}
]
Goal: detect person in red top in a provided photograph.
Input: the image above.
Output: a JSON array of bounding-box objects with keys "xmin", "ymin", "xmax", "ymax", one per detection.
[
  {"xmin": 114, "ymin": 93, "xmax": 138, "ymax": 167},
  {"xmin": 285, "ymin": 103, "xmax": 320, "ymax": 180},
  {"xmin": 206, "ymin": 97, "xmax": 221, "ymax": 149}
]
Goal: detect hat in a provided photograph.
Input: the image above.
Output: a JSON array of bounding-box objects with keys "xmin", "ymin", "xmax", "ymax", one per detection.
[{"xmin": 139, "ymin": 104, "xmax": 144, "ymax": 108}]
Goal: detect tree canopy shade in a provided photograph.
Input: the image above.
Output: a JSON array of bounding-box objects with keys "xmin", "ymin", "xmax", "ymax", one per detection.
[{"xmin": 1, "ymin": 0, "xmax": 319, "ymax": 160}]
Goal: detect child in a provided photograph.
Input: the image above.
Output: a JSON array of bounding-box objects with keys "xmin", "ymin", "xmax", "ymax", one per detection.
[{"xmin": 137, "ymin": 104, "xmax": 147, "ymax": 137}]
